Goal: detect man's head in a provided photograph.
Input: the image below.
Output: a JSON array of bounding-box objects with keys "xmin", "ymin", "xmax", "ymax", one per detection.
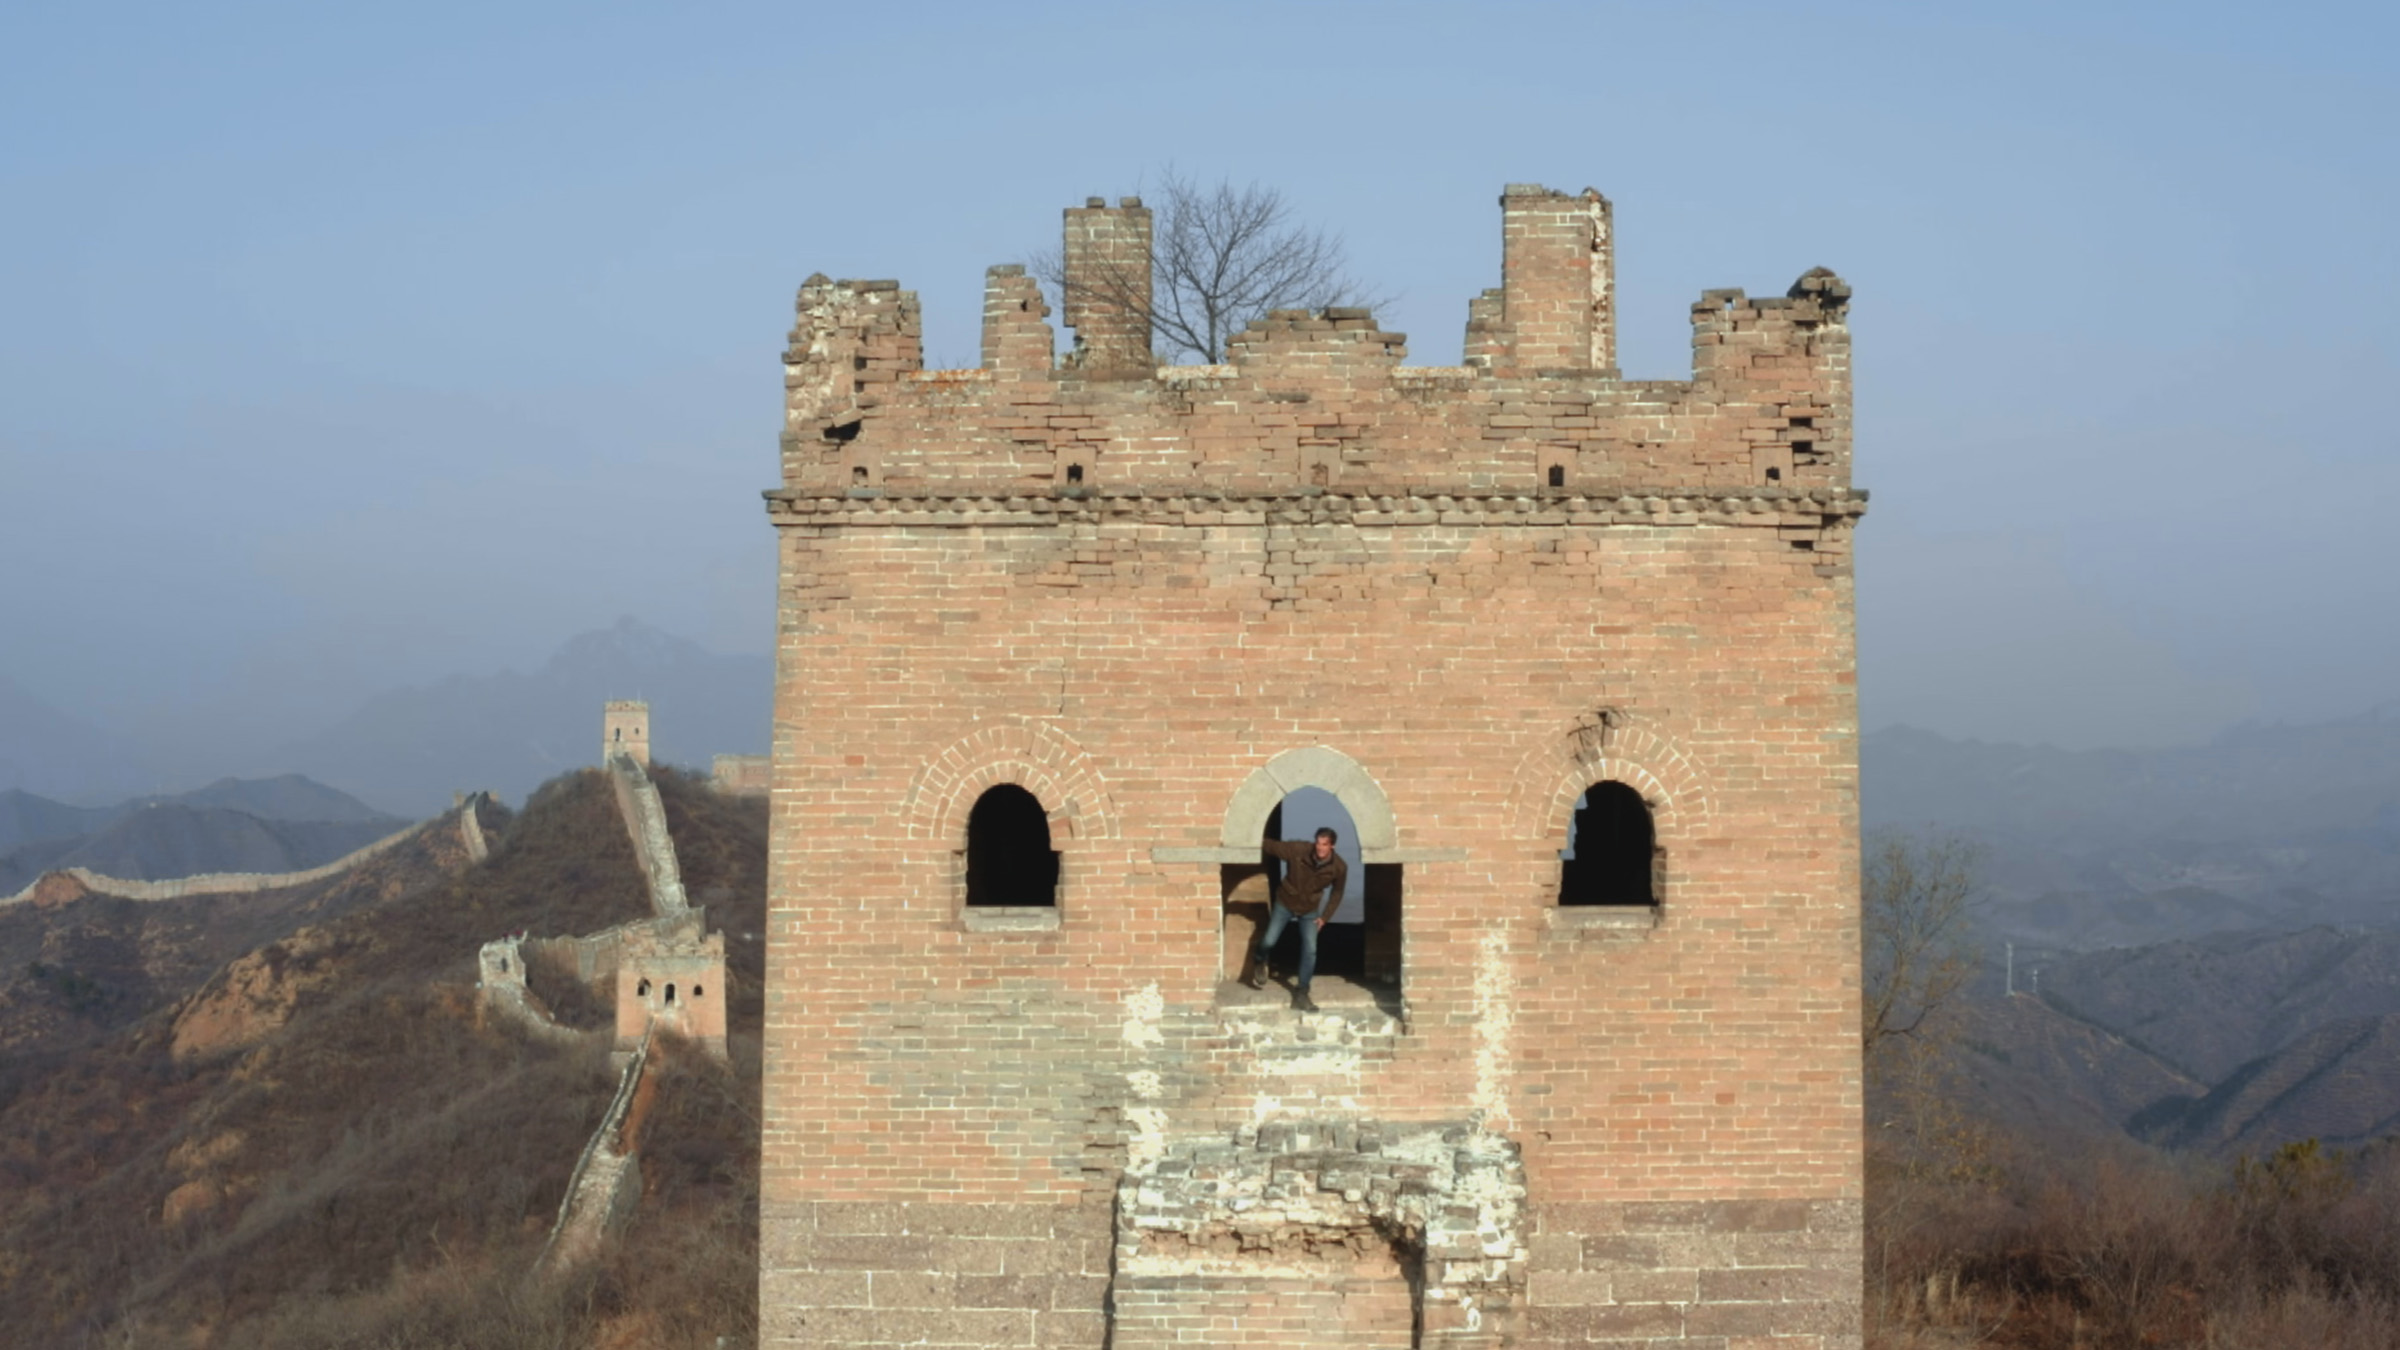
[{"xmin": 1313, "ymin": 827, "xmax": 1338, "ymax": 861}]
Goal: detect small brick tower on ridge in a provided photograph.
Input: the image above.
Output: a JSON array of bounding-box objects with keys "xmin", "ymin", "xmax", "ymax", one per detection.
[
  {"xmin": 601, "ymin": 699, "xmax": 650, "ymax": 767},
  {"xmin": 760, "ymin": 186, "xmax": 1867, "ymax": 1348}
]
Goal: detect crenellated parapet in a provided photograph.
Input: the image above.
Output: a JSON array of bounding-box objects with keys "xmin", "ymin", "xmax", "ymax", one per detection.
[{"xmin": 774, "ymin": 185, "xmax": 1851, "ymax": 505}]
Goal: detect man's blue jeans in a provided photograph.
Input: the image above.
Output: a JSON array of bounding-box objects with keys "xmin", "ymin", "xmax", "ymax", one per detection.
[{"xmin": 1252, "ymin": 904, "xmax": 1319, "ymax": 991}]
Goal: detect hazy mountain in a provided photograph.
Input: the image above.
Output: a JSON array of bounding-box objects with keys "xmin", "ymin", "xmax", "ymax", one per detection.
[
  {"xmin": 2135, "ymin": 1015, "xmax": 2400, "ymax": 1159},
  {"xmin": 0, "ymin": 674, "xmax": 155, "ymax": 805},
  {"xmin": 261, "ymin": 617, "xmax": 772, "ymax": 815},
  {"xmin": 0, "ymin": 775, "xmax": 402, "ymax": 895},
  {"xmin": 0, "ymin": 807, "xmax": 404, "ymax": 895},
  {"xmin": 122, "ymin": 774, "xmax": 396, "ymax": 825},
  {"xmin": 1866, "ymin": 704, "xmax": 2400, "ymax": 844},
  {"xmin": 2030, "ymin": 927, "xmax": 2400, "ymax": 1084},
  {"xmin": 0, "ymin": 790, "xmax": 112, "ymax": 854},
  {"xmin": 1865, "ymin": 710, "xmax": 2400, "ymax": 949}
]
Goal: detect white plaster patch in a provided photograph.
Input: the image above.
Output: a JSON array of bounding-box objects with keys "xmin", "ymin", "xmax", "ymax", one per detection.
[
  {"xmin": 1472, "ymin": 929, "xmax": 1515, "ymax": 1128},
  {"xmin": 1121, "ymin": 982, "xmax": 1165, "ymax": 1049},
  {"xmin": 1126, "ymin": 1105, "xmax": 1169, "ymax": 1168}
]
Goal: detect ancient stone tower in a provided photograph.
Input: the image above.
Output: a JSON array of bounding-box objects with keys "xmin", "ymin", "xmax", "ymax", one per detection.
[
  {"xmin": 601, "ymin": 699, "xmax": 650, "ymax": 767},
  {"xmin": 760, "ymin": 185, "xmax": 1866, "ymax": 1348}
]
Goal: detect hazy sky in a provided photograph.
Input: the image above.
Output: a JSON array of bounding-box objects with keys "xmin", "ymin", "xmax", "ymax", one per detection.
[{"xmin": 3, "ymin": 0, "xmax": 2393, "ymax": 769}]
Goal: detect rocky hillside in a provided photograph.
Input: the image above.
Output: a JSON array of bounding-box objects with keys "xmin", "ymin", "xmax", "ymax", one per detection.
[
  {"xmin": 0, "ymin": 766, "xmax": 766, "ymax": 1350},
  {"xmin": 2137, "ymin": 1014, "xmax": 2400, "ymax": 1158},
  {"xmin": 1941, "ymin": 989, "xmax": 2203, "ymax": 1150},
  {"xmin": 2035, "ymin": 926, "xmax": 2400, "ymax": 1084},
  {"xmin": 1921, "ymin": 926, "xmax": 2400, "ymax": 1163},
  {"xmin": 0, "ymin": 802, "xmax": 477, "ymax": 1062}
]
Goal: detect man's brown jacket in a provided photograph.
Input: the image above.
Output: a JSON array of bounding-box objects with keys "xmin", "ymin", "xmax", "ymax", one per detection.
[{"xmin": 1264, "ymin": 839, "xmax": 1347, "ymax": 917}]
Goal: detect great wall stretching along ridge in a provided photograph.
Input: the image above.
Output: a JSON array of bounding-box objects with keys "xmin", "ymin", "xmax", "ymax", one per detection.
[
  {"xmin": 2, "ymin": 795, "xmax": 492, "ymax": 908},
  {"xmin": 758, "ymin": 186, "xmax": 1868, "ymax": 1348},
  {"xmin": 478, "ymin": 703, "xmax": 728, "ymax": 1278}
]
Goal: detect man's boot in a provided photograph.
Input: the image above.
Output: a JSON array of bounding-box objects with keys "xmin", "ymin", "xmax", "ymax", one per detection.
[
  {"xmin": 1291, "ymin": 986, "xmax": 1318, "ymax": 1013},
  {"xmin": 1242, "ymin": 958, "xmax": 1267, "ymax": 991}
]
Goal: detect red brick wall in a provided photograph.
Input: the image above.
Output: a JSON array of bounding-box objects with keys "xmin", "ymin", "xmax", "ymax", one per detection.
[{"xmin": 761, "ymin": 186, "xmax": 1864, "ymax": 1348}]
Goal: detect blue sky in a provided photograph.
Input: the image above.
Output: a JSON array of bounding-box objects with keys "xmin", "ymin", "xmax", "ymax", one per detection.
[{"xmin": 3, "ymin": 0, "xmax": 2393, "ymax": 774}]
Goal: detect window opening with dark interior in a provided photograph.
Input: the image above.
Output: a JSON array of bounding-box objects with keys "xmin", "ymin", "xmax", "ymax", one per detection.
[
  {"xmin": 965, "ymin": 783, "xmax": 1060, "ymax": 906},
  {"xmin": 1560, "ymin": 781, "xmax": 1657, "ymax": 906},
  {"xmin": 665, "ymin": 983, "xmax": 677, "ymax": 1006},
  {"xmin": 1066, "ymin": 462, "xmax": 1085, "ymax": 484},
  {"xmin": 1548, "ymin": 464, "xmax": 1566, "ymax": 487},
  {"xmin": 637, "ymin": 978, "xmax": 651, "ymax": 997}
]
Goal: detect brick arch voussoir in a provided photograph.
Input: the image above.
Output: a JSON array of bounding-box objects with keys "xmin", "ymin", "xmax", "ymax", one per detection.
[
  {"xmin": 1217, "ymin": 745, "xmax": 1401, "ymax": 853},
  {"xmin": 905, "ymin": 721, "xmax": 1117, "ymax": 847},
  {"xmin": 1507, "ymin": 724, "xmax": 1710, "ymax": 846}
]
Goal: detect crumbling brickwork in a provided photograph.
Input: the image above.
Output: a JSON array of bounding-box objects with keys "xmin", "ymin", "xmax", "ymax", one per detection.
[
  {"xmin": 712, "ymin": 754, "xmax": 772, "ymax": 796},
  {"xmin": 761, "ymin": 185, "xmax": 1865, "ymax": 1347}
]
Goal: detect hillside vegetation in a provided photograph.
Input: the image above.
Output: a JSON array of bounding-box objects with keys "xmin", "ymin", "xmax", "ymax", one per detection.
[{"xmin": 0, "ymin": 766, "xmax": 766, "ymax": 1350}]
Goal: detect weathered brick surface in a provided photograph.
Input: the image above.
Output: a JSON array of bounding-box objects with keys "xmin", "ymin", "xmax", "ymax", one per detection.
[{"xmin": 761, "ymin": 185, "xmax": 1864, "ymax": 1346}]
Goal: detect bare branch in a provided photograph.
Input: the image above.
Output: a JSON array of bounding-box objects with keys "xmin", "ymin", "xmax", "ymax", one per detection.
[
  {"xmin": 1862, "ymin": 832, "xmax": 1984, "ymax": 1061},
  {"xmin": 1032, "ymin": 169, "xmax": 1389, "ymax": 364}
]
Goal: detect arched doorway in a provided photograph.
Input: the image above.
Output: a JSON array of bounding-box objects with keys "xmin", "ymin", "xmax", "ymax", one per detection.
[{"xmin": 1216, "ymin": 749, "xmax": 1404, "ymax": 1007}]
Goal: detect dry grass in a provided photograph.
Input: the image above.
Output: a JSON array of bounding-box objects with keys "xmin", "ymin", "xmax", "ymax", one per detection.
[
  {"xmin": 1871, "ymin": 1123, "xmax": 2400, "ymax": 1349},
  {"xmin": 0, "ymin": 768, "xmax": 767, "ymax": 1350}
]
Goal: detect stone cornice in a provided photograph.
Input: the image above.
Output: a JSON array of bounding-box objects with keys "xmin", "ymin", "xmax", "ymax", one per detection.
[{"xmin": 762, "ymin": 485, "xmax": 1868, "ymax": 528}]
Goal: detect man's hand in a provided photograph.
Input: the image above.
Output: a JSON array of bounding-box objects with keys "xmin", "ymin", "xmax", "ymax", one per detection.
[{"xmin": 1315, "ymin": 916, "xmax": 1327, "ymax": 931}]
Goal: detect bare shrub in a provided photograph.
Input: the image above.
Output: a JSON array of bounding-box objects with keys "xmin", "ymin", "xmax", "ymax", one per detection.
[{"xmin": 2205, "ymin": 1279, "xmax": 2400, "ymax": 1350}]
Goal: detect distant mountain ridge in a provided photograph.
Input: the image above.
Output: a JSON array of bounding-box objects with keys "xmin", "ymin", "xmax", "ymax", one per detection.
[
  {"xmin": 1866, "ymin": 704, "xmax": 2400, "ymax": 844},
  {"xmin": 0, "ymin": 776, "xmax": 395, "ymax": 854},
  {"xmin": 1865, "ymin": 710, "xmax": 2400, "ymax": 949},
  {"xmin": 0, "ymin": 776, "xmax": 403, "ymax": 896},
  {"xmin": 0, "ymin": 675, "xmax": 155, "ymax": 804},
  {"xmin": 258, "ymin": 617, "xmax": 772, "ymax": 815}
]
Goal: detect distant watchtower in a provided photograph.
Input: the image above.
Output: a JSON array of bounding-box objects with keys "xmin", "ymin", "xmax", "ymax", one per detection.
[
  {"xmin": 600, "ymin": 700, "xmax": 649, "ymax": 767},
  {"xmin": 760, "ymin": 186, "xmax": 1866, "ymax": 1348}
]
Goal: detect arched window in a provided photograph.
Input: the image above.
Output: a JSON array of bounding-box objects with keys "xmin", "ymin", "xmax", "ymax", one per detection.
[
  {"xmin": 965, "ymin": 784, "xmax": 1059, "ymax": 907},
  {"xmin": 1560, "ymin": 781, "xmax": 1656, "ymax": 906}
]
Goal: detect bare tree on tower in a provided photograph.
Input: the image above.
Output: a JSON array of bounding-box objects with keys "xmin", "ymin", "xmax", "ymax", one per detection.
[{"xmin": 1033, "ymin": 169, "xmax": 1386, "ymax": 364}]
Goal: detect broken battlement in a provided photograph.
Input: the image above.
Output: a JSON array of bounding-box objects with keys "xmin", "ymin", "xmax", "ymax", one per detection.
[{"xmin": 778, "ymin": 185, "xmax": 1851, "ymax": 501}]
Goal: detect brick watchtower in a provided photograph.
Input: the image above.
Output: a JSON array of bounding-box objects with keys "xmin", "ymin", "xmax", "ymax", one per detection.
[
  {"xmin": 761, "ymin": 186, "xmax": 1866, "ymax": 1348},
  {"xmin": 601, "ymin": 699, "xmax": 650, "ymax": 767}
]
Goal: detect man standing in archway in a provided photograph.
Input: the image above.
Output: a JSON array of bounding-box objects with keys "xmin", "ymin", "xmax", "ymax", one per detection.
[{"xmin": 1243, "ymin": 827, "xmax": 1347, "ymax": 1013}]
